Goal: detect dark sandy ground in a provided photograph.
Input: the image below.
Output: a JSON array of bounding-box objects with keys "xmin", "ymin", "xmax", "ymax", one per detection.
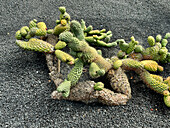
[{"xmin": 0, "ymin": 0, "xmax": 170, "ymax": 127}]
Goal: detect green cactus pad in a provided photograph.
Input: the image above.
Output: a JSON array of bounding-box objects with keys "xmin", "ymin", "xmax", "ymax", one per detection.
[
  {"xmin": 55, "ymin": 50, "xmax": 75, "ymax": 64},
  {"xmin": 150, "ymin": 74, "xmax": 163, "ymax": 82},
  {"xmin": 20, "ymin": 26, "xmax": 29, "ymax": 37},
  {"xmin": 113, "ymin": 60, "xmax": 122, "ymax": 70},
  {"xmin": 16, "ymin": 38, "xmax": 54, "ymax": 53},
  {"xmin": 156, "ymin": 34, "xmax": 162, "ymax": 42},
  {"xmin": 141, "ymin": 60, "xmax": 158, "ymax": 72},
  {"xmin": 134, "ymin": 45, "xmax": 143, "ymax": 53},
  {"xmin": 29, "ymin": 19, "xmax": 37, "ymax": 29},
  {"xmin": 94, "ymin": 82, "xmax": 104, "ymax": 91},
  {"xmin": 55, "ymin": 41, "xmax": 67, "ymax": 50},
  {"xmin": 67, "ymin": 59, "xmax": 84, "ymax": 85},
  {"xmin": 57, "ymin": 80, "xmax": 71, "ymax": 97},
  {"xmin": 164, "ymin": 95, "xmax": 170, "ymax": 107},
  {"xmin": 15, "ymin": 30, "xmax": 22, "ymax": 40},
  {"xmin": 161, "ymin": 39, "xmax": 168, "ymax": 47},
  {"xmin": 70, "ymin": 20, "xmax": 85, "ymax": 41},
  {"xmin": 164, "ymin": 33, "xmax": 170, "ymax": 39},
  {"xmin": 126, "ymin": 36, "xmax": 139, "ymax": 54},
  {"xmin": 147, "ymin": 36, "xmax": 155, "ymax": 46}
]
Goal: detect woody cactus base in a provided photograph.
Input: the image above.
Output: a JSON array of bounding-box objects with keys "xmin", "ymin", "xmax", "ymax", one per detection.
[{"xmin": 15, "ymin": 6, "xmax": 170, "ymax": 107}]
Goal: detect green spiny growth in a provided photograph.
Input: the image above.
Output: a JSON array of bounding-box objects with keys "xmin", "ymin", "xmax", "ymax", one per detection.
[
  {"xmin": 20, "ymin": 26, "xmax": 29, "ymax": 37},
  {"xmin": 156, "ymin": 34, "xmax": 162, "ymax": 42},
  {"xmin": 59, "ymin": 6, "xmax": 71, "ymax": 22},
  {"xmin": 57, "ymin": 80, "xmax": 71, "ymax": 97},
  {"xmin": 55, "ymin": 50, "xmax": 75, "ymax": 64},
  {"xmin": 16, "ymin": 38, "xmax": 54, "ymax": 53},
  {"xmin": 117, "ymin": 50, "xmax": 126, "ymax": 59},
  {"xmin": 112, "ymin": 60, "xmax": 122, "ymax": 70},
  {"xmin": 150, "ymin": 74, "xmax": 163, "ymax": 82},
  {"xmin": 164, "ymin": 33, "xmax": 170, "ymax": 39},
  {"xmin": 57, "ymin": 59, "xmax": 84, "ymax": 97},
  {"xmin": 29, "ymin": 19, "xmax": 37, "ymax": 29},
  {"xmin": 161, "ymin": 39, "xmax": 168, "ymax": 47},
  {"xmin": 121, "ymin": 58, "xmax": 143, "ymax": 71},
  {"xmin": 147, "ymin": 36, "xmax": 155, "ymax": 46},
  {"xmin": 163, "ymin": 91, "xmax": 170, "ymax": 107},
  {"xmin": 55, "ymin": 41, "xmax": 67, "ymax": 50},
  {"xmin": 59, "ymin": 20, "xmax": 112, "ymax": 74},
  {"xmin": 35, "ymin": 22, "xmax": 47, "ymax": 36},
  {"xmin": 53, "ymin": 19, "xmax": 70, "ymax": 36},
  {"xmin": 126, "ymin": 36, "xmax": 139, "ymax": 54},
  {"xmin": 89, "ymin": 62, "xmax": 102, "ymax": 78},
  {"xmin": 120, "ymin": 58, "xmax": 169, "ymax": 95},
  {"xmin": 67, "ymin": 59, "xmax": 84, "ymax": 85},
  {"xmin": 15, "ymin": 30, "xmax": 22, "ymax": 40},
  {"xmin": 163, "ymin": 76, "xmax": 170, "ymax": 87},
  {"xmin": 118, "ymin": 39, "xmax": 129, "ymax": 52},
  {"xmin": 94, "ymin": 82, "xmax": 104, "ymax": 91},
  {"xmin": 134, "ymin": 45, "xmax": 144, "ymax": 53},
  {"xmin": 140, "ymin": 60, "xmax": 159, "ymax": 72}
]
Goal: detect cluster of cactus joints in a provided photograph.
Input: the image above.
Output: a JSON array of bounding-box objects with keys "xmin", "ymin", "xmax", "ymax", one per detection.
[
  {"xmin": 52, "ymin": 7, "xmax": 71, "ymax": 36},
  {"xmin": 59, "ymin": 20, "xmax": 112, "ymax": 74},
  {"xmin": 116, "ymin": 57, "xmax": 170, "ymax": 107},
  {"xmin": 126, "ymin": 33, "xmax": 170, "ymax": 63},
  {"xmin": 80, "ymin": 19, "xmax": 117, "ymax": 47},
  {"xmin": 57, "ymin": 59, "xmax": 84, "ymax": 97},
  {"xmin": 15, "ymin": 19, "xmax": 48, "ymax": 40}
]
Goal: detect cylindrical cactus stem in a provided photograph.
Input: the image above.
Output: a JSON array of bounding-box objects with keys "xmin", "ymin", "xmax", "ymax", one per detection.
[
  {"xmin": 96, "ymin": 40, "xmax": 117, "ymax": 47},
  {"xmin": 59, "ymin": 7, "xmax": 70, "ymax": 22},
  {"xmin": 161, "ymin": 39, "xmax": 168, "ymax": 47},
  {"xmin": 156, "ymin": 34, "xmax": 162, "ymax": 42},
  {"xmin": 150, "ymin": 74, "xmax": 163, "ymax": 82},
  {"xmin": 84, "ymin": 25, "xmax": 93, "ymax": 33},
  {"xmin": 57, "ymin": 59, "xmax": 84, "ymax": 97},
  {"xmin": 55, "ymin": 50, "xmax": 75, "ymax": 64},
  {"xmin": 53, "ymin": 19, "xmax": 70, "ymax": 36},
  {"xmin": 147, "ymin": 36, "xmax": 155, "ymax": 46},
  {"xmin": 163, "ymin": 91, "xmax": 170, "ymax": 107},
  {"xmin": 164, "ymin": 33, "xmax": 170, "ymax": 39},
  {"xmin": 16, "ymin": 38, "xmax": 55, "ymax": 53},
  {"xmin": 81, "ymin": 19, "xmax": 86, "ymax": 30},
  {"xmin": 134, "ymin": 45, "xmax": 144, "ymax": 53},
  {"xmin": 35, "ymin": 22, "xmax": 47, "ymax": 36},
  {"xmin": 85, "ymin": 36, "xmax": 97, "ymax": 44},
  {"xmin": 29, "ymin": 19, "xmax": 37, "ymax": 29},
  {"xmin": 163, "ymin": 76, "xmax": 170, "ymax": 87},
  {"xmin": 54, "ymin": 41, "xmax": 67, "ymax": 50},
  {"xmin": 121, "ymin": 58, "xmax": 169, "ymax": 94},
  {"xmin": 20, "ymin": 26, "xmax": 29, "ymax": 37},
  {"xmin": 47, "ymin": 29, "xmax": 54, "ymax": 34},
  {"xmin": 15, "ymin": 30, "xmax": 22, "ymax": 40},
  {"xmin": 67, "ymin": 59, "xmax": 84, "ymax": 85},
  {"xmin": 126, "ymin": 36, "xmax": 139, "ymax": 54},
  {"xmin": 118, "ymin": 39, "xmax": 129, "ymax": 52},
  {"xmin": 140, "ymin": 60, "xmax": 159, "ymax": 72},
  {"xmin": 93, "ymin": 33, "xmax": 107, "ymax": 40}
]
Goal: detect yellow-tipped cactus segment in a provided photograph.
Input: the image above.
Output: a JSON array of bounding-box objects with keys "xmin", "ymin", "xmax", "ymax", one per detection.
[
  {"xmin": 140, "ymin": 60, "xmax": 158, "ymax": 72},
  {"xmin": 150, "ymin": 74, "xmax": 163, "ymax": 82},
  {"xmin": 113, "ymin": 60, "xmax": 122, "ymax": 69},
  {"xmin": 16, "ymin": 38, "xmax": 54, "ymax": 53},
  {"xmin": 55, "ymin": 50, "xmax": 74, "ymax": 64},
  {"xmin": 29, "ymin": 19, "xmax": 37, "ymax": 29},
  {"xmin": 55, "ymin": 41, "xmax": 67, "ymax": 50}
]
